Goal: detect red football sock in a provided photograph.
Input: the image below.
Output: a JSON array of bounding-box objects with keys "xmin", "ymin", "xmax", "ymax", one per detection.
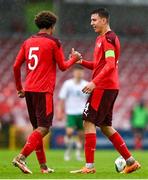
[
  {"xmin": 109, "ymin": 132, "xmax": 131, "ymax": 160},
  {"xmin": 35, "ymin": 140, "xmax": 46, "ymax": 164},
  {"xmin": 85, "ymin": 133, "xmax": 96, "ymax": 163},
  {"xmin": 21, "ymin": 130, "xmax": 42, "ymax": 157}
]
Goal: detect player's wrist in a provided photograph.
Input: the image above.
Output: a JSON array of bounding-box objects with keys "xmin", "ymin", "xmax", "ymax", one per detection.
[
  {"xmin": 79, "ymin": 59, "xmax": 83, "ymax": 64},
  {"xmin": 91, "ymin": 80, "xmax": 97, "ymax": 87}
]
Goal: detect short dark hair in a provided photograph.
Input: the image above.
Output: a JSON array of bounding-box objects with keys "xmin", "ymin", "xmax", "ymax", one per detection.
[
  {"xmin": 34, "ymin": 11, "xmax": 57, "ymax": 29},
  {"xmin": 91, "ymin": 8, "xmax": 110, "ymax": 21}
]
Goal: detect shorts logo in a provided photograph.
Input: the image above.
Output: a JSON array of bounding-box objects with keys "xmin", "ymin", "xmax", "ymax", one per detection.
[{"xmin": 83, "ymin": 102, "xmax": 89, "ymax": 116}]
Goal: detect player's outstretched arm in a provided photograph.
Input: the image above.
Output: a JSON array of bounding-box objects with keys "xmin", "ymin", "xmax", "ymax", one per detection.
[
  {"xmin": 79, "ymin": 60, "xmax": 94, "ymax": 70},
  {"xmin": 54, "ymin": 45, "xmax": 82, "ymax": 71},
  {"xmin": 69, "ymin": 49, "xmax": 94, "ymax": 70}
]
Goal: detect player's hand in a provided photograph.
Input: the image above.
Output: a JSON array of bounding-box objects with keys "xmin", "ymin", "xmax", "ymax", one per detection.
[
  {"xmin": 76, "ymin": 59, "xmax": 82, "ymax": 64},
  {"xmin": 71, "ymin": 48, "xmax": 82, "ymax": 61},
  {"xmin": 17, "ymin": 90, "xmax": 25, "ymax": 98},
  {"xmin": 82, "ymin": 82, "xmax": 96, "ymax": 94}
]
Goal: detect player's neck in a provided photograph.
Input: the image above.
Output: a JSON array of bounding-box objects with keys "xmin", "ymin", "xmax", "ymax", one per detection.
[
  {"xmin": 100, "ymin": 25, "xmax": 111, "ymax": 36},
  {"xmin": 39, "ymin": 28, "xmax": 52, "ymax": 35}
]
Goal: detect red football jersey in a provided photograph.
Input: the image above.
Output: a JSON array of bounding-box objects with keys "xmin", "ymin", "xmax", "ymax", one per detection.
[
  {"xmin": 82, "ymin": 31, "xmax": 120, "ymax": 89},
  {"xmin": 13, "ymin": 33, "xmax": 77, "ymax": 93}
]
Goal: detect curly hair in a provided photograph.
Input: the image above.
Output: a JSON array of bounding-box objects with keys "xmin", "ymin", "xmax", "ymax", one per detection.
[{"xmin": 34, "ymin": 11, "xmax": 57, "ymax": 29}]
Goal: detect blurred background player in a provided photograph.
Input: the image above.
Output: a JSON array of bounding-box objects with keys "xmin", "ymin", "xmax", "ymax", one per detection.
[
  {"xmin": 71, "ymin": 8, "xmax": 141, "ymax": 174},
  {"xmin": 130, "ymin": 100, "xmax": 148, "ymax": 150},
  {"xmin": 13, "ymin": 11, "xmax": 81, "ymax": 174},
  {"xmin": 57, "ymin": 65, "xmax": 88, "ymax": 161}
]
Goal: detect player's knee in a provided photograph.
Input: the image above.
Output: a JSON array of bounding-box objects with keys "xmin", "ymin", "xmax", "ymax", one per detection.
[
  {"xmin": 83, "ymin": 121, "xmax": 96, "ymax": 133},
  {"xmin": 66, "ymin": 134, "xmax": 73, "ymax": 139},
  {"xmin": 100, "ymin": 125, "xmax": 116, "ymax": 137},
  {"xmin": 66, "ymin": 128, "xmax": 74, "ymax": 137},
  {"xmin": 37, "ymin": 127, "xmax": 49, "ymax": 136}
]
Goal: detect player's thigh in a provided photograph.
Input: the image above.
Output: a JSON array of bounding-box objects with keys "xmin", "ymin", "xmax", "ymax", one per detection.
[
  {"xmin": 35, "ymin": 92, "xmax": 53, "ymax": 129},
  {"xmin": 83, "ymin": 89, "xmax": 118, "ymax": 127},
  {"xmin": 103, "ymin": 90, "xmax": 119, "ymax": 126},
  {"xmin": 83, "ymin": 89, "xmax": 104, "ymax": 126},
  {"xmin": 25, "ymin": 91, "xmax": 38, "ymax": 129}
]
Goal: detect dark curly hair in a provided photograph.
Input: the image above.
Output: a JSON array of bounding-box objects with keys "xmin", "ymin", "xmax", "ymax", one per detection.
[{"xmin": 34, "ymin": 11, "xmax": 57, "ymax": 29}]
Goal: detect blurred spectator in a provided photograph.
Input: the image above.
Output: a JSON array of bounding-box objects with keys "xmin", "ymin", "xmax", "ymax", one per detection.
[
  {"xmin": 57, "ymin": 65, "xmax": 88, "ymax": 161},
  {"xmin": 0, "ymin": 85, "xmax": 30, "ymax": 148},
  {"xmin": 130, "ymin": 100, "xmax": 148, "ymax": 150}
]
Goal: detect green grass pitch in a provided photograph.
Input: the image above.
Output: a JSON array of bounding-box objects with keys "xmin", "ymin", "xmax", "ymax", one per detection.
[{"xmin": 0, "ymin": 149, "xmax": 147, "ymax": 179}]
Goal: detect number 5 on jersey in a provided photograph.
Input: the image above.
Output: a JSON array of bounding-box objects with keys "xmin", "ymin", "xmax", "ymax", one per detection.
[{"xmin": 28, "ymin": 47, "xmax": 39, "ymax": 70}]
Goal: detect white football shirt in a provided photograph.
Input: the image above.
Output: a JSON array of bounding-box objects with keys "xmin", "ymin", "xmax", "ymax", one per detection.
[{"xmin": 59, "ymin": 79, "xmax": 88, "ymax": 115}]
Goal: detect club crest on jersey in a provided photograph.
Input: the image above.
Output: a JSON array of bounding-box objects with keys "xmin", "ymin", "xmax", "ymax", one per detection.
[{"xmin": 96, "ymin": 42, "xmax": 102, "ymax": 48}]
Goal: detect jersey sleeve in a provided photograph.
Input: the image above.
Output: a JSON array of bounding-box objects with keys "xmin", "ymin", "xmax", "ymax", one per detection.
[
  {"xmin": 13, "ymin": 42, "xmax": 26, "ymax": 91},
  {"xmin": 92, "ymin": 36, "xmax": 116, "ymax": 86},
  {"xmin": 59, "ymin": 81, "xmax": 68, "ymax": 99},
  {"xmin": 53, "ymin": 42, "xmax": 78, "ymax": 71},
  {"xmin": 81, "ymin": 60, "xmax": 94, "ymax": 70}
]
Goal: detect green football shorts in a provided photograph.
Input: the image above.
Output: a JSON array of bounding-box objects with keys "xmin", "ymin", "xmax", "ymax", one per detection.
[{"xmin": 66, "ymin": 114, "xmax": 83, "ymax": 130}]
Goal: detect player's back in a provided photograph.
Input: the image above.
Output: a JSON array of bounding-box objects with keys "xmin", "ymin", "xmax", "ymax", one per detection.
[{"xmin": 24, "ymin": 33, "xmax": 60, "ymax": 93}]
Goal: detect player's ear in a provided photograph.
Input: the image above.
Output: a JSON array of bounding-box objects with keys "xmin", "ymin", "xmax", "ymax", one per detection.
[
  {"xmin": 50, "ymin": 25, "xmax": 55, "ymax": 34},
  {"xmin": 102, "ymin": 17, "xmax": 107, "ymax": 24},
  {"xmin": 105, "ymin": 18, "xmax": 108, "ymax": 24}
]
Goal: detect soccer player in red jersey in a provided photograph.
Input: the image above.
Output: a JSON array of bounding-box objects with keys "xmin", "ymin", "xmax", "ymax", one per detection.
[
  {"xmin": 12, "ymin": 11, "xmax": 82, "ymax": 174},
  {"xmin": 71, "ymin": 8, "xmax": 141, "ymax": 174}
]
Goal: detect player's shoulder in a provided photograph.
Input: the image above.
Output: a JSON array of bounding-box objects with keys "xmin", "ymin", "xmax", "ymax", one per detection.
[
  {"xmin": 46, "ymin": 35, "xmax": 61, "ymax": 48},
  {"xmin": 104, "ymin": 30, "xmax": 118, "ymax": 46},
  {"xmin": 62, "ymin": 79, "xmax": 73, "ymax": 86},
  {"xmin": 30, "ymin": 33, "xmax": 61, "ymax": 48},
  {"xmin": 65, "ymin": 79, "xmax": 74, "ymax": 85}
]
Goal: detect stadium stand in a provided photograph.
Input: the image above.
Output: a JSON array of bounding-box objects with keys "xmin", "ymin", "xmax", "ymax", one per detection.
[{"xmin": 0, "ymin": 36, "xmax": 147, "ymax": 129}]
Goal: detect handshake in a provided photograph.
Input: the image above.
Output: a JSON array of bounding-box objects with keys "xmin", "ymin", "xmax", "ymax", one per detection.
[{"xmin": 69, "ymin": 48, "xmax": 82, "ymax": 63}]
